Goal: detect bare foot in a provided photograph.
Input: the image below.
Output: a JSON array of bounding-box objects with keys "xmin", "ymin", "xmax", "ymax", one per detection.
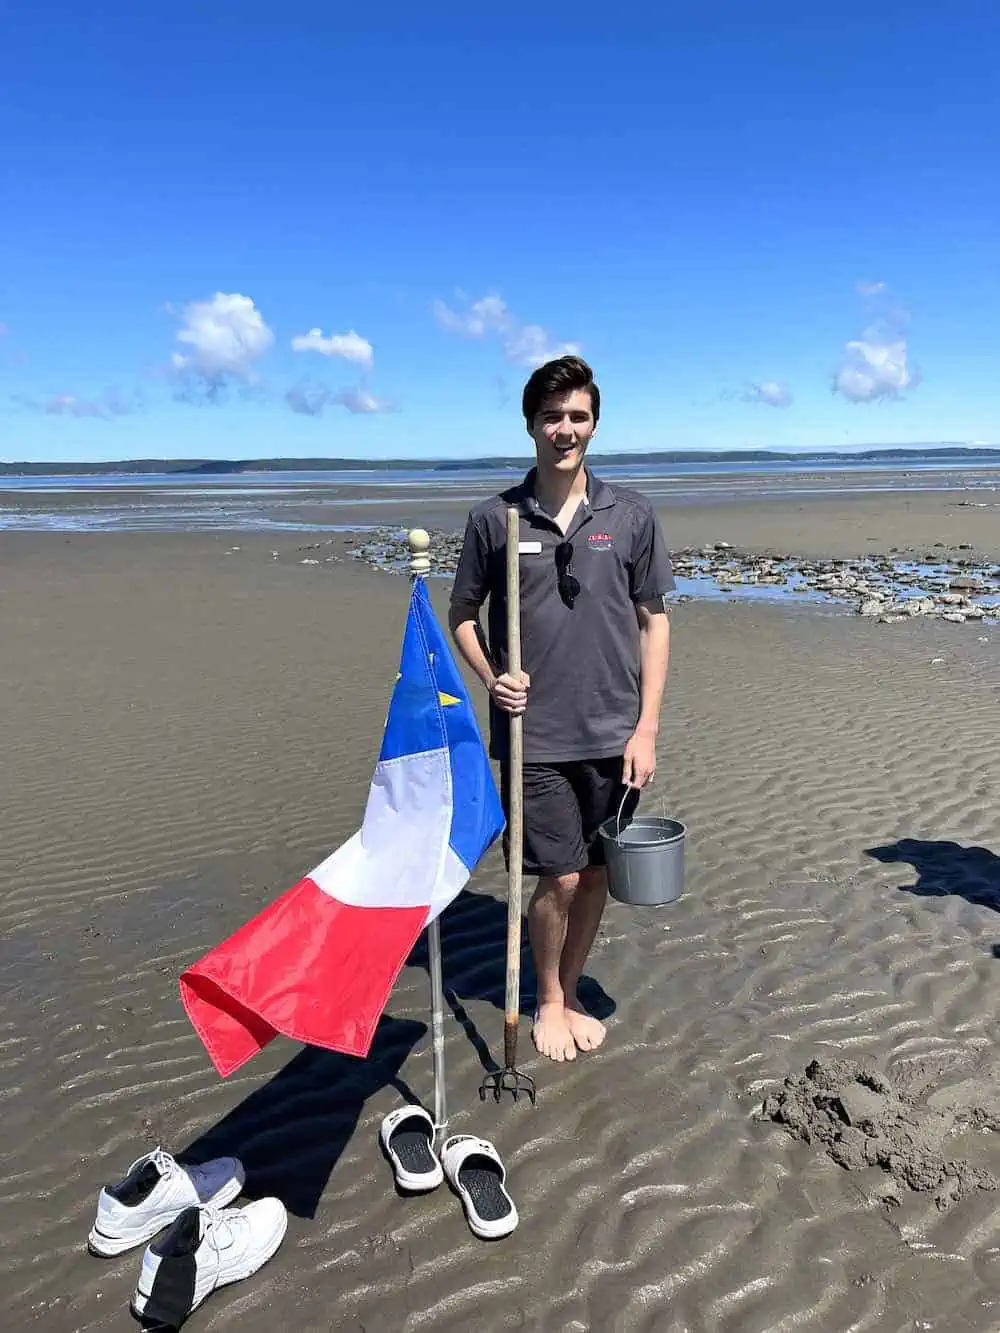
[
  {"xmin": 564, "ymin": 1001, "xmax": 606, "ymax": 1052},
  {"xmin": 532, "ymin": 1002, "xmax": 577, "ymax": 1062}
]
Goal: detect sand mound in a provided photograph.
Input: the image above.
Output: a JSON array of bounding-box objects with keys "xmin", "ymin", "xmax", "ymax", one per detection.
[{"xmin": 759, "ymin": 1057, "xmax": 1000, "ymax": 1210}]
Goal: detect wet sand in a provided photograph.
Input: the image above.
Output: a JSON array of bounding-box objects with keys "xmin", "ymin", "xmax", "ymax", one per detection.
[
  {"xmin": 324, "ymin": 480, "xmax": 1000, "ymax": 564},
  {"xmin": 5, "ymin": 468, "xmax": 1000, "ymax": 561},
  {"xmin": 4, "ymin": 495, "xmax": 1000, "ymax": 1331}
]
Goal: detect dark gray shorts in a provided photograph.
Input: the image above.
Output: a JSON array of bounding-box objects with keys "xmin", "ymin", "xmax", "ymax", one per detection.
[{"xmin": 498, "ymin": 757, "xmax": 639, "ymax": 878}]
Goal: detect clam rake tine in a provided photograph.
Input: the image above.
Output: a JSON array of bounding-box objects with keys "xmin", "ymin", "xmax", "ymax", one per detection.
[{"xmin": 479, "ymin": 506, "xmax": 536, "ymax": 1106}]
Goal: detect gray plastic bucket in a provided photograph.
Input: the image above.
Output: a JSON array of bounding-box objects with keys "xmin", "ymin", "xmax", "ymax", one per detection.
[{"xmin": 598, "ymin": 790, "xmax": 686, "ymax": 907}]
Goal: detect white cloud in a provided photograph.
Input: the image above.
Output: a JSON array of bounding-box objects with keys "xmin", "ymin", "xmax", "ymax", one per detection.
[
  {"xmin": 285, "ymin": 380, "xmax": 332, "ymax": 416},
  {"xmin": 833, "ymin": 283, "xmax": 920, "ymax": 404},
  {"xmin": 742, "ymin": 380, "xmax": 793, "ymax": 408},
  {"xmin": 291, "ymin": 327, "xmax": 373, "ymax": 369},
  {"xmin": 334, "ymin": 386, "xmax": 394, "ymax": 413},
  {"xmin": 15, "ymin": 388, "xmax": 138, "ymax": 419},
  {"xmin": 45, "ymin": 393, "xmax": 106, "ymax": 418},
  {"xmin": 834, "ymin": 338, "xmax": 918, "ymax": 403},
  {"xmin": 434, "ymin": 294, "xmax": 508, "ymax": 339},
  {"xmin": 285, "ymin": 380, "xmax": 395, "ymax": 416},
  {"xmin": 171, "ymin": 292, "xmax": 274, "ymax": 397},
  {"xmin": 434, "ymin": 292, "xmax": 580, "ymax": 367}
]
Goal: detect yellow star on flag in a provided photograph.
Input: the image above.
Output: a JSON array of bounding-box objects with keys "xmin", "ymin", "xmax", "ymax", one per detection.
[{"xmin": 394, "ymin": 672, "xmax": 460, "ymax": 707}]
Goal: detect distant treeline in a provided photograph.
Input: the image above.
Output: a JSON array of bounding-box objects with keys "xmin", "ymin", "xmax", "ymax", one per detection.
[{"xmin": 2, "ymin": 446, "xmax": 1000, "ymax": 477}]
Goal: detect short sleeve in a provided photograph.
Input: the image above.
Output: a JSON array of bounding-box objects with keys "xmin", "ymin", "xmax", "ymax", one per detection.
[
  {"xmin": 629, "ymin": 505, "xmax": 675, "ymax": 603},
  {"xmin": 449, "ymin": 514, "xmax": 491, "ymax": 613}
]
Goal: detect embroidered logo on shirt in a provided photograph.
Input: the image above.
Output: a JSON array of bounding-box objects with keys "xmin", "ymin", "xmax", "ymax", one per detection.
[{"xmin": 587, "ymin": 531, "xmax": 614, "ymax": 551}]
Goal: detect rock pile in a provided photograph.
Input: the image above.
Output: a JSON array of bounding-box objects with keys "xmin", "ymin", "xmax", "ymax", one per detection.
[
  {"xmin": 338, "ymin": 529, "xmax": 1000, "ymax": 626},
  {"xmin": 345, "ymin": 528, "xmax": 465, "ymax": 575},
  {"xmin": 671, "ymin": 542, "xmax": 1000, "ymax": 623}
]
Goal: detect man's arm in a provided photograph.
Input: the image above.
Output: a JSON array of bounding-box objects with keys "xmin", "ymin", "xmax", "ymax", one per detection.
[
  {"xmin": 636, "ymin": 599, "xmax": 670, "ymax": 729},
  {"xmin": 448, "ymin": 608, "xmax": 498, "ymax": 693},
  {"xmin": 622, "ymin": 500, "xmax": 674, "ymax": 786},
  {"xmin": 624, "ymin": 599, "xmax": 670, "ymax": 786},
  {"xmin": 448, "ymin": 514, "xmax": 529, "ymax": 714},
  {"xmin": 449, "ymin": 607, "xmax": 530, "ymax": 715}
]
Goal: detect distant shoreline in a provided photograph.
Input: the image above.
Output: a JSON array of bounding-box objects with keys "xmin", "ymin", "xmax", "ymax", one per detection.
[{"xmin": 3, "ymin": 444, "xmax": 1000, "ymax": 477}]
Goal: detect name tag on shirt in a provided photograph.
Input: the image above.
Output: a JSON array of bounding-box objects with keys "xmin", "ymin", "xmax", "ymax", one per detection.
[{"xmin": 518, "ymin": 541, "xmax": 543, "ymax": 554}]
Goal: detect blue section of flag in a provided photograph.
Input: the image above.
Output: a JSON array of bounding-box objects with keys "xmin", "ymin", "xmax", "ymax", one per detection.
[
  {"xmin": 411, "ymin": 579, "xmax": 506, "ymax": 868},
  {"xmin": 381, "ymin": 579, "xmax": 504, "ymax": 869},
  {"xmin": 379, "ymin": 582, "xmax": 448, "ymax": 764}
]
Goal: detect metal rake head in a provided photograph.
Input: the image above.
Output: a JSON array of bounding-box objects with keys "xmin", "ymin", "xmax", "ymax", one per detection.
[{"xmin": 479, "ymin": 1066, "xmax": 536, "ymax": 1104}]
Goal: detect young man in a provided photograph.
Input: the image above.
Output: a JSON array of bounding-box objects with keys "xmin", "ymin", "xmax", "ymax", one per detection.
[{"xmin": 448, "ymin": 355, "xmax": 674, "ymax": 1062}]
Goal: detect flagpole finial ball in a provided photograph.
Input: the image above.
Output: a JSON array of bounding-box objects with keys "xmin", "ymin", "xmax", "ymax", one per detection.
[{"xmin": 408, "ymin": 528, "xmax": 431, "ymax": 576}]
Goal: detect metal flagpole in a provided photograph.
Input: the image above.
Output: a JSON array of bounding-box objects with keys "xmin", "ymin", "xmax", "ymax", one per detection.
[
  {"xmin": 407, "ymin": 527, "xmax": 448, "ymax": 1140},
  {"xmin": 426, "ymin": 911, "xmax": 448, "ymax": 1139}
]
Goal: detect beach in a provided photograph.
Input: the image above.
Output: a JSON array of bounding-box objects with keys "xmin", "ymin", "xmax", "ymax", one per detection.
[{"xmin": 5, "ymin": 481, "xmax": 1000, "ymax": 1332}]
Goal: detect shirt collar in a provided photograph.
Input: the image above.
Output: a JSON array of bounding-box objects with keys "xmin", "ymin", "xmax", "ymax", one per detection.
[{"xmin": 515, "ymin": 465, "xmax": 615, "ymax": 515}]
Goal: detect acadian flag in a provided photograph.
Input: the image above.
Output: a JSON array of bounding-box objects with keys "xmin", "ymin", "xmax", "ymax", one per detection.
[{"xmin": 180, "ymin": 578, "xmax": 505, "ymax": 1077}]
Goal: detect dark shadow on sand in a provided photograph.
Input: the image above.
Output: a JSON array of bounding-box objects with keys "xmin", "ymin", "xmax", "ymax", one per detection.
[
  {"xmin": 177, "ymin": 892, "xmax": 618, "ymax": 1210},
  {"xmin": 865, "ymin": 838, "xmax": 1000, "ymax": 924},
  {"xmin": 405, "ymin": 887, "xmax": 617, "ymax": 1073},
  {"xmin": 177, "ymin": 1015, "xmax": 426, "ymax": 1219}
]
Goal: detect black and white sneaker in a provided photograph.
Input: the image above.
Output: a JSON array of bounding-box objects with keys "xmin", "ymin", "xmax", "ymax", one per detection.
[
  {"xmin": 88, "ymin": 1147, "xmax": 245, "ymax": 1257},
  {"xmin": 130, "ymin": 1199, "xmax": 288, "ymax": 1329}
]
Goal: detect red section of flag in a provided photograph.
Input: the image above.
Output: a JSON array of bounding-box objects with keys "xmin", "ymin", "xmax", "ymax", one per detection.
[{"xmin": 179, "ymin": 877, "xmax": 429, "ymax": 1077}]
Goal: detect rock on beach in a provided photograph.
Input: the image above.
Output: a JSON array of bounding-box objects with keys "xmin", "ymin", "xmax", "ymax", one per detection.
[{"xmin": 341, "ymin": 529, "xmax": 1000, "ymax": 626}]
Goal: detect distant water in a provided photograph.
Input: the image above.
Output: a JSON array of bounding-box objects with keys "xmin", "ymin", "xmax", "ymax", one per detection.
[
  {"xmin": 2, "ymin": 458, "xmax": 999, "ymax": 533},
  {"xmin": 9, "ymin": 455, "xmax": 1000, "ymax": 489}
]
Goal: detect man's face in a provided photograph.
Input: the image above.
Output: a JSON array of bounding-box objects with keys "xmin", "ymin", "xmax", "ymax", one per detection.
[{"xmin": 528, "ymin": 388, "xmax": 597, "ymax": 475}]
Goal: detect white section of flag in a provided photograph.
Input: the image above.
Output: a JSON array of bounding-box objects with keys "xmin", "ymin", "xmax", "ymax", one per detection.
[
  {"xmin": 428, "ymin": 844, "xmax": 475, "ymax": 924},
  {"xmin": 311, "ymin": 747, "xmax": 453, "ymax": 911}
]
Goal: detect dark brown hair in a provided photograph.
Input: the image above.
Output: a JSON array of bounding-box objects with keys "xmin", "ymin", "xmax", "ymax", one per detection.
[{"xmin": 522, "ymin": 355, "xmax": 600, "ymax": 428}]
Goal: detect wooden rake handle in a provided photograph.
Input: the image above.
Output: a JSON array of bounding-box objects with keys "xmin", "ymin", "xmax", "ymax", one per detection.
[{"xmin": 503, "ymin": 506, "xmax": 524, "ymax": 1053}]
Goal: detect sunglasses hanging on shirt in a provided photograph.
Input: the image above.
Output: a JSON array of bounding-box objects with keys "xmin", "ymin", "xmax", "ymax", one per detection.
[{"xmin": 554, "ymin": 541, "xmax": 581, "ymax": 609}]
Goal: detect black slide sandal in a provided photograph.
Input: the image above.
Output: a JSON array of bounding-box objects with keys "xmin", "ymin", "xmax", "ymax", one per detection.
[
  {"xmin": 442, "ymin": 1134, "xmax": 518, "ymax": 1239},
  {"xmin": 379, "ymin": 1105, "xmax": 444, "ymax": 1193}
]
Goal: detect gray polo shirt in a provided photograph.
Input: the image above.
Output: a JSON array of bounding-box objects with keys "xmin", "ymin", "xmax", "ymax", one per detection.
[{"xmin": 450, "ymin": 466, "xmax": 675, "ymax": 764}]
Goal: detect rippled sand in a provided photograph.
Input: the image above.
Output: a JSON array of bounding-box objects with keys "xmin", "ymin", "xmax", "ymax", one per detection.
[{"xmin": 4, "ymin": 525, "xmax": 1000, "ymax": 1332}]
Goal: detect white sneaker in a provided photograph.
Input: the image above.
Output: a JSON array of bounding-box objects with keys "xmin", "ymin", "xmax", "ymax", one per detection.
[
  {"xmin": 130, "ymin": 1199, "xmax": 288, "ymax": 1328},
  {"xmin": 88, "ymin": 1147, "xmax": 245, "ymax": 1257}
]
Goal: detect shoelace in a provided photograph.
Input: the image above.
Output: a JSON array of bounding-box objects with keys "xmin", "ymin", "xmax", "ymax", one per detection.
[
  {"xmin": 201, "ymin": 1204, "xmax": 241, "ymax": 1254},
  {"xmin": 128, "ymin": 1146, "xmax": 178, "ymax": 1181}
]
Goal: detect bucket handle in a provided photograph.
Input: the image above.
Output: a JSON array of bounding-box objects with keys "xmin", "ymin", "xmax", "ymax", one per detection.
[
  {"xmin": 613, "ymin": 784, "xmax": 666, "ymax": 843},
  {"xmin": 614, "ymin": 786, "xmax": 632, "ymax": 844}
]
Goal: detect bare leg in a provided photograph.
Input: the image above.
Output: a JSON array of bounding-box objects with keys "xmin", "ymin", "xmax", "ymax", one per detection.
[
  {"xmin": 560, "ymin": 867, "xmax": 608, "ymax": 1051},
  {"xmin": 527, "ymin": 873, "xmax": 579, "ymax": 1062}
]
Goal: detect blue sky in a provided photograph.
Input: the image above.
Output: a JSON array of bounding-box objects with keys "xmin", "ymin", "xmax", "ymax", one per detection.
[{"xmin": 2, "ymin": 1, "xmax": 999, "ymax": 463}]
